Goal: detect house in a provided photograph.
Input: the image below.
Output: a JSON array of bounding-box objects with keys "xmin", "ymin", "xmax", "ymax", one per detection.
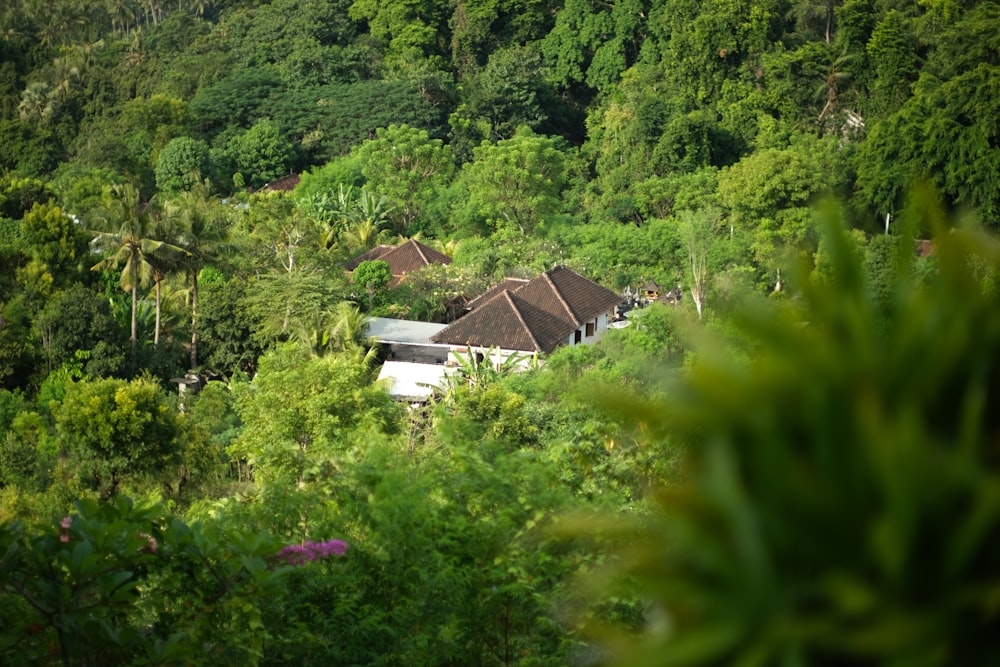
[
  {"xmin": 260, "ymin": 174, "xmax": 301, "ymax": 192},
  {"xmin": 346, "ymin": 239, "xmax": 451, "ymax": 284},
  {"xmin": 641, "ymin": 280, "xmax": 661, "ymax": 300},
  {"xmin": 367, "ymin": 267, "xmax": 620, "ymax": 402},
  {"xmin": 464, "ymin": 277, "xmax": 530, "ymax": 312},
  {"xmin": 430, "ymin": 266, "xmax": 622, "ymax": 358}
]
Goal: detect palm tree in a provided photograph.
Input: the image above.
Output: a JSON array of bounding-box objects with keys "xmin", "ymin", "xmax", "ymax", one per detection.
[
  {"xmin": 816, "ymin": 50, "xmax": 854, "ymax": 122},
  {"xmin": 90, "ymin": 184, "xmax": 176, "ymax": 368},
  {"xmin": 429, "ymin": 237, "xmax": 462, "ymax": 257},
  {"xmin": 343, "ymin": 218, "xmax": 393, "ymax": 253},
  {"xmin": 190, "ymin": 0, "xmax": 212, "ymax": 17},
  {"xmin": 64, "ymin": 40, "xmax": 105, "ymax": 90},
  {"xmin": 144, "ymin": 213, "xmax": 188, "ymax": 349},
  {"xmin": 50, "ymin": 56, "xmax": 80, "ymax": 101},
  {"xmin": 105, "ymin": 0, "xmax": 135, "ymax": 36},
  {"xmin": 18, "ymin": 81, "xmax": 56, "ymax": 124},
  {"xmin": 437, "ymin": 346, "xmax": 533, "ymax": 405},
  {"xmin": 164, "ymin": 181, "xmax": 228, "ymax": 370},
  {"xmin": 328, "ymin": 301, "xmax": 371, "ymax": 352},
  {"xmin": 124, "ymin": 27, "xmax": 144, "ymax": 66},
  {"xmin": 292, "ymin": 302, "xmax": 374, "ymax": 362}
]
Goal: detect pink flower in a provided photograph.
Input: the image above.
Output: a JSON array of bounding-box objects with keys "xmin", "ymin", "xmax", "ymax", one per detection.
[
  {"xmin": 274, "ymin": 539, "xmax": 349, "ymax": 567},
  {"xmin": 59, "ymin": 516, "xmax": 72, "ymax": 543},
  {"xmin": 138, "ymin": 532, "xmax": 158, "ymax": 553}
]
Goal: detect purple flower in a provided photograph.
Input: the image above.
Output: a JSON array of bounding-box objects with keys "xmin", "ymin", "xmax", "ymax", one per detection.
[
  {"xmin": 275, "ymin": 539, "xmax": 349, "ymax": 567},
  {"xmin": 59, "ymin": 516, "xmax": 72, "ymax": 542}
]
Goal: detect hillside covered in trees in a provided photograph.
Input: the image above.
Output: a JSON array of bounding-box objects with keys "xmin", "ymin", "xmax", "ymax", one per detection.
[{"xmin": 2, "ymin": 1, "xmax": 1000, "ymax": 665}]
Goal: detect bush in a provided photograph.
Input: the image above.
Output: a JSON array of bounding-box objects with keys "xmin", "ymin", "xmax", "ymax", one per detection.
[{"xmin": 588, "ymin": 192, "xmax": 1000, "ymax": 665}]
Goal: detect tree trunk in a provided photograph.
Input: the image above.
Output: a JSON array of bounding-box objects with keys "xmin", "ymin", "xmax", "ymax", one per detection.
[
  {"xmin": 691, "ymin": 288, "xmax": 704, "ymax": 320},
  {"xmin": 189, "ymin": 270, "xmax": 199, "ymax": 370},
  {"xmin": 690, "ymin": 254, "xmax": 706, "ymax": 320},
  {"xmin": 825, "ymin": 0, "xmax": 833, "ymax": 44},
  {"xmin": 130, "ymin": 282, "xmax": 138, "ymax": 369},
  {"xmin": 154, "ymin": 277, "xmax": 162, "ymax": 348}
]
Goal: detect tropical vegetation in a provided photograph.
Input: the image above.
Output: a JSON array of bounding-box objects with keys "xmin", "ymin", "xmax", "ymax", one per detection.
[{"xmin": 2, "ymin": 1, "xmax": 1000, "ymax": 664}]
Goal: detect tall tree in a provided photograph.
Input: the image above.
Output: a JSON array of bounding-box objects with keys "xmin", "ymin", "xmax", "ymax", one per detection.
[
  {"xmin": 456, "ymin": 126, "xmax": 567, "ymax": 236},
  {"xmin": 164, "ymin": 181, "xmax": 228, "ymax": 370},
  {"xmin": 230, "ymin": 342, "xmax": 398, "ymax": 487},
  {"xmin": 56, "ymin": 376, "xmax": 182, "ymax": 498},
  {"xmin": 89, "ymin": 183, "xmax": 174, "ymax": 368},
  {"xmin": 17, "ymin": 202, "xmax": 91, "ymax": 294},
  {"xmin": 678, "ymin": 207, "xmax": 724, "ymax": 319},
  {"xmin": 542, "ymin": 0, "xmax": 649, "ymax": 95},
  {"xmin": 717, "ymin": 140, "xmax": 833, "ymax": 286},
  {"xmin": 355, "ymin": 124, "xmax": 454, "ymax": 235},
  {"xmin": 348, "ymin": 0, "xmax": 449, "ymax": 69},
  {"xmin": 855, "ymin": 3, "xmax": 1000, "ymax": 224}
]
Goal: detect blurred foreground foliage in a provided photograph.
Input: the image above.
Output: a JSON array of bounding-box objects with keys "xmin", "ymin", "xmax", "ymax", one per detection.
[
  {"xmin": 0, "ymin": 496, "xmax": 286, "ymax": 666},
  {"xmin": 587, "ymin": 187, "xmax": 1000, "ymax": 665}
]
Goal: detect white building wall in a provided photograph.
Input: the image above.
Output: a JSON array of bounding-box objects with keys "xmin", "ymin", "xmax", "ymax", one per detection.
[{"xmin": 445, "ymin": 345, "xmax": 538, "ymax": 371}]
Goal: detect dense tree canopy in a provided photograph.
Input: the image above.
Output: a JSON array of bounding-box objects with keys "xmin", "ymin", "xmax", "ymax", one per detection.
[{"xmin": 1, "ymin": 1, "xmax": 1000, "ymax": 664}]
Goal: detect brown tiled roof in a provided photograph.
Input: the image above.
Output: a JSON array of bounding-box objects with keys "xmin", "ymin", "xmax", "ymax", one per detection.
[
  {"xmin": 515, "ymin": 266, "xmax": 622, "ymax": 327},
  {"xmin": 431, "ymin": 266, "xmax": 621, "ymax": 353},
  {"xmin": 346, "ymin": 239, "xmax": 451, "ymax": 275},
  {"xmin": 383, "ymin": 239, "xmax": 451, "ymax": 275},
  {"xmin": 431, "ymin": 290, "xmax": 572, "ymax": 352},
  {"xmin": 261, "ymin": 174, "xmax": 301, "ymax": 192},
  {"xmin": 466, "ymin": 277, "xmax": 530, "ymax": 309},
  {"xmin": 345, "ymin": 245, "xmax": 394, "ymax": 271}
]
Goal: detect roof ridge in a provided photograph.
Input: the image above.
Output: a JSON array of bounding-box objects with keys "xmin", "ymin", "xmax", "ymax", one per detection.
[
  {"xmin": 542, "ymin": 268, "xmax": 579, "ymax": 325},
  {"xmin": 505, "ymin": 291, "xmax": 543, "ymax": 351},
  {"xmin": 411, "ymin": 239, "xmax": 430, "ymax": 265},
  {"xmin": 508, "ymin": 277, "xmax": 530, "ymax": 291},
  {"xmin": 468, "ymin": 277, "xmax": 530, "ymax": 307}
]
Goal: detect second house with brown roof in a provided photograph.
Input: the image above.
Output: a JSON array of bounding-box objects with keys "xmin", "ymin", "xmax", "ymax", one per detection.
[{"xmin": 346, "ymin": 239, "xmax": 451, "ymax": 285}]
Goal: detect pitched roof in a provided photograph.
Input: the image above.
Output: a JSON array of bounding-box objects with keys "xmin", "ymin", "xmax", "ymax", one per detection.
[
  {"xmin": 383, "ymin": 239, "xmax": 452, "ymax": 275},
  {"xmin": 346, "ymin": 239, "xmax": 451, "ymax": 275},
  {"xmin": 431, "ymin": 266, "xmax": 621, "ymax": 353},
  {"xmin": 466, "ymin": 277, "xmax": 530, "ymax": 309},
  {"xmin": 261, "ymin": 174, "xmax": 301, "ymax": 192},
  {"xmin": 345, "ymin": 245, "xmax": 394, "ymax": 271},
  {"xmin": 514, "ymin": 266, "xmax": 622, "ymax": 327},
  {"xmin": 431, "ymin": 290, "xmax": 572, "ymax": 353},
  {"xmin": 642, "ymin": 280, "xmax": 661, "ymax": 292}
]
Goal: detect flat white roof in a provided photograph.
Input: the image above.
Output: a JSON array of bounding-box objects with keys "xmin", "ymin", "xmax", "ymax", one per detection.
[
  {"xmin": 376, "ymin": 361, "xmax": 456, "ymax": 402},
  {"xmin": 366, "ymin": 317, "xmax": 449, "ymax": 345}
]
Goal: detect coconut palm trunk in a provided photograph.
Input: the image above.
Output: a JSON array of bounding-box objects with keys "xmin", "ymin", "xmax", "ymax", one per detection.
[
  {"xmin": 90, "ymin": 183, "xmax": 187, "ymax": 371},
  {"xmin": 130, "ymin": 279, "xmax": 138, "ymax": 365},
  {"xmin": 162, "ymin": 181, "xmax": 228, "ymax": 371},
  {"xmin": 153, "ymin": 271, "xmax": 163, "ymax": 348},
  {"xmin": 189, "ymin": 268, "xmax": 199, "ymax": 370}
]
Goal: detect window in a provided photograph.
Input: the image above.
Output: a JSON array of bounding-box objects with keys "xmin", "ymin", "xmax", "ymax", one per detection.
[
  {"xmin": 574, "ymin": 329, "xmax": 582, "ymax": 344},
  {"xmin": 585, "ymin": 321, "xmax": 595, "ymax": 337}
]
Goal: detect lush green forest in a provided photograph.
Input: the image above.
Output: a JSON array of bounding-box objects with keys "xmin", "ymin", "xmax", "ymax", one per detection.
[{"xmin": 2, "ymin": 0, "xmax": 1000, "ymax": 664}]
